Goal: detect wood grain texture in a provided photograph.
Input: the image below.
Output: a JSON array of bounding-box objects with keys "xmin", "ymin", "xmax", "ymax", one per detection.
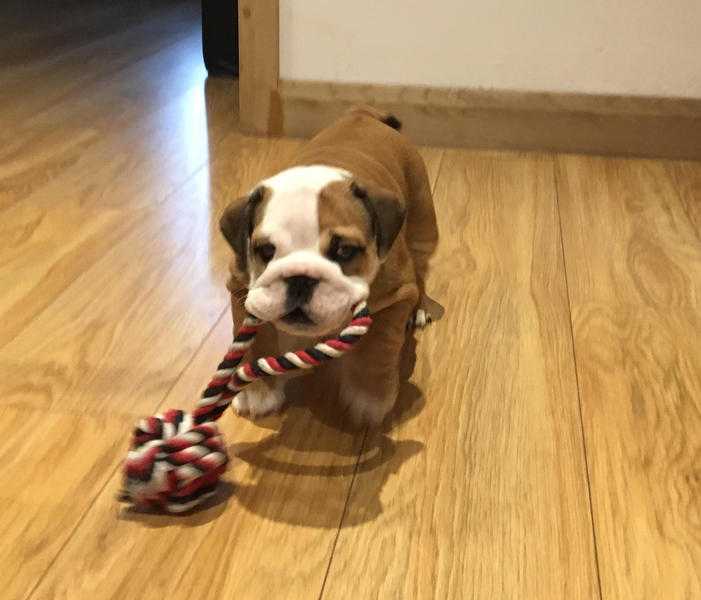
[
  {"xmin": 3, "ymin": 3, "xmax": 700, "ymax": 598},
  {"xmin": 556, "ymin": 156, "xmax": 701, "ymax": 599},
  {"xmin": 279, "ymin": 79, "xmax": 701, "ymax": 160},
  {"xmin": 0, "ymin": 134, "xmax": 302, "ymax": 418},
  {"xmin": 0, "ymin": 19, "xmax": 237, "ymax": 349},
  {"xmin": 0, "ymin": 1, "xmax": 174, "ymax": 68},
  {"xmin": 0, "ymin": 1, "xmax": 201, "ymax": 127},
  {"xmin": 0, "ymin": 407, "xmax": 134, "ymax": 600},
  {"xmin": 238, "ymin": 0, "xmax": 280, "ymax": 135},
  {"xmin": 669, "ymin": 161, "xmax": 701, "ymax": 238},
  {"xmin": 323, "ymin": 150, "xmax": 600, "ymax": 599},
  {"xmin": 29, "ymin": 313, "xmax": 365, "ymax": 600},
  {"xmin": 28, "ymin": 148, "xmax": 444, "ymax": 600}
]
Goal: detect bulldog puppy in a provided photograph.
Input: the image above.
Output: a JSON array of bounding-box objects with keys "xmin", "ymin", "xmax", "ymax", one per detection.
[{"xmin": 220, "ymin": 106, "xmax": 439, "ymax": 425}]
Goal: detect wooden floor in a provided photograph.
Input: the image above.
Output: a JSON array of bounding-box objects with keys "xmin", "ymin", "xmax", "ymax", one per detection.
[{"xmin": 1, "ymin": 2, "xmax": 699, "ymax": 599}]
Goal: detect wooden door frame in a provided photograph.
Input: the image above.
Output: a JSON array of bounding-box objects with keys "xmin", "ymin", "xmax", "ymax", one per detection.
[{"xmin": 237, "ymin": 0, "xmax": 281, "ymax": 135}]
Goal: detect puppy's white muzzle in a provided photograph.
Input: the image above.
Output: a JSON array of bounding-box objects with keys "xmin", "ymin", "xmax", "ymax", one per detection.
[{"xmin": 245, "ymin": 251, "xmax": 368, "ymax": 335}]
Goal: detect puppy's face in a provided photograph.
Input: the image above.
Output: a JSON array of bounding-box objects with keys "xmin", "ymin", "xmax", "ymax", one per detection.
[{"xmin": 220, "ymin": 165, "xmax": 405, "ymax": 337}]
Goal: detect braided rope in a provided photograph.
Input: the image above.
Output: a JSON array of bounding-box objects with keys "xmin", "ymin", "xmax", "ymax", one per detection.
[{"xmin": 121, "ymin": 302, "xmax": 371, "ymax": 513}]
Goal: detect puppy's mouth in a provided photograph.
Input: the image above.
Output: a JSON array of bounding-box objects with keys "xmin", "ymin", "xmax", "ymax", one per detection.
[{"xmin": 281, "ymin": 307, "xmax": 315, "ymax": 326}]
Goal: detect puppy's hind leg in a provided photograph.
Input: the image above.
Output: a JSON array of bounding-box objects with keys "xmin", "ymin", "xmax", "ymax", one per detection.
[{"xmin": 405, "ymin": 151, "xmax": 443, "ymax": 330}]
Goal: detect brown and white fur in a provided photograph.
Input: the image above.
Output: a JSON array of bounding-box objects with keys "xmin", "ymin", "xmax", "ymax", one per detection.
[{"xmin": 219, "ymin": 106, "xmax": 439, "ymax": 426}]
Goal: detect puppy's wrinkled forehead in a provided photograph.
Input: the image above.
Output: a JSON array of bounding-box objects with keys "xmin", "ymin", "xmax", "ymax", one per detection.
[{"xmin": 257, "ymin": 165, "xmax": 353, "ymax": 252}]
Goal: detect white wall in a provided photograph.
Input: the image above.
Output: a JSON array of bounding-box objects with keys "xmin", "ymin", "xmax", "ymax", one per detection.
[{"xmin": 280, "ymin": 0, "xmax": 701, "ymax": 98}]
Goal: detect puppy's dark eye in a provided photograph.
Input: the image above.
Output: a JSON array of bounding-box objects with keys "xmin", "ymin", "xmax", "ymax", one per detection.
[
  {"xmin": 254, "ymin": 243, "xmax": 276, "ymax": 263},
  {"xmin": 331, "ymin": 243, "xmax": 362, "ymax": 263}
]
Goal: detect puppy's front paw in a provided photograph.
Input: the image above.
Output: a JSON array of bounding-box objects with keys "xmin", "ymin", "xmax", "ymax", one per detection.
[{"xmin": 233, "ymin": 381, "xmax": 286, "ymax": 419}]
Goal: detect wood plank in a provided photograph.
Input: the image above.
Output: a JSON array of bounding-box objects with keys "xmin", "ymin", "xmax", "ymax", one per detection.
[
  {"xmin": 0, "ymin": 406, "xmax": 134, "ymax": 600},
  {"xmin": 238, "ymin": 0, "xmax": 280, "ymax": 135},
  {"xmin": 0, "ymin": 75, "xmax": 237, "ymax": 349},
  {"xmin": 0, "ymin": 1, "xmax": 200, "ymax": 126},
  {"xmin": 30, "ymin": 312, "xmax": 364, "ymax": 600},
  {"xmin": 556, "ymin": 156, "xmax": 701, "ymax": 599},
  {"xmin": 0, "ymin": 136, "xmax": 302, "ymax": 418},
  {"xmin": 0, "ymin": 1, "xmax": 174, "ymax": 66},
  {"xmin": 0, "ymin": 16, "xmax": 229, "ymax": 217},
  {"xmin": 13, "ymin": 26, "xmax": 219, "ymax": 136},
  {"xmin": 323, "ymin": 150, "xmax": 600, "ymax": 599},
  {"xmin": 669, "ymin": 161, "xmax": 701, "ymax": 238}
]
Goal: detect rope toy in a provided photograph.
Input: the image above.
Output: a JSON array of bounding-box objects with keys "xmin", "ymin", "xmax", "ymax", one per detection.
[{"xmin": 119, "ymin": 302, "xmax": 372, "ymax": 513}]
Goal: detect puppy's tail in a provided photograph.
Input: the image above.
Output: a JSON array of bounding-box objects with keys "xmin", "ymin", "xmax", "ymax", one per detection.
[{"xmin": 346, "ymin": 105, "xmax": 402, "ymax": 131}]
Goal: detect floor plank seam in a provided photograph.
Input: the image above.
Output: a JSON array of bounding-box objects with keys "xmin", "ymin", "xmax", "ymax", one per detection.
[
  {"xmin": 316, "ymin": 149, "xmax": 442, "ymax": 598},
  {"xmin": 668, "ymin": 165, "xmax": 701, "ymax": 244},
  {"xmin": 317, "ymin": 426, "xmax": 369, "ymax": 600},
  {"xmin": 552, "ymin": 160, "xmax": 605, "ymax": 600},
  {"xmin": 23, "ymin": 304, "xmax": 230, "ymax": 600},
  {"xmin": 430, "ymin": 150, "xmax": 448, "ymax": 191}
]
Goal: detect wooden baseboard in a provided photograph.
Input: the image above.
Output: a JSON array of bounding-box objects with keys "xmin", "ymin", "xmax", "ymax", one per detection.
[{"xmin": 278, "ymin": 80, "xmax": 701, "ymax": 159}]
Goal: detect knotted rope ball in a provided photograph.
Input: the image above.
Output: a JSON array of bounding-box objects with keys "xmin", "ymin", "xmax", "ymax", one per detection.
[{"xmin": 119, "ymin": 302, "xmax": 372, "ymax": 513}]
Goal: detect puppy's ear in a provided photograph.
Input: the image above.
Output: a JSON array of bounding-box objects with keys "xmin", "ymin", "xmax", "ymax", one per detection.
[
  {"xmin": 219, "ymin": 186, "xmax": 265, "ymax": 272},
  {"xmin": 351, "ymin": 181, "xmax": 406, "ymax": 258}
]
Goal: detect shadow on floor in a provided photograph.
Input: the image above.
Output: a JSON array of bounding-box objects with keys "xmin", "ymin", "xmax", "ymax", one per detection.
[
  {"xmin": 230, "ymin": 333, "xmax": 426, "ymax": 528},
  {"xmin": 119, "ymin": 480, "xmax": 237, "ymax": 527}
]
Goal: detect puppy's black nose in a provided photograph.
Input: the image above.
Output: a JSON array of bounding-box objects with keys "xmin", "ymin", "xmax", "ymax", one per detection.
[{"xmin": 285, "ymin": 275, "xmax": 319, "ymax": 308}]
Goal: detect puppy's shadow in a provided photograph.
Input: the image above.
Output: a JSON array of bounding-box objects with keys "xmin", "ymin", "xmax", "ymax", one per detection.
[{"xmin": 230, "ymin": 333, "xmax": 426, "ymax": 528}]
